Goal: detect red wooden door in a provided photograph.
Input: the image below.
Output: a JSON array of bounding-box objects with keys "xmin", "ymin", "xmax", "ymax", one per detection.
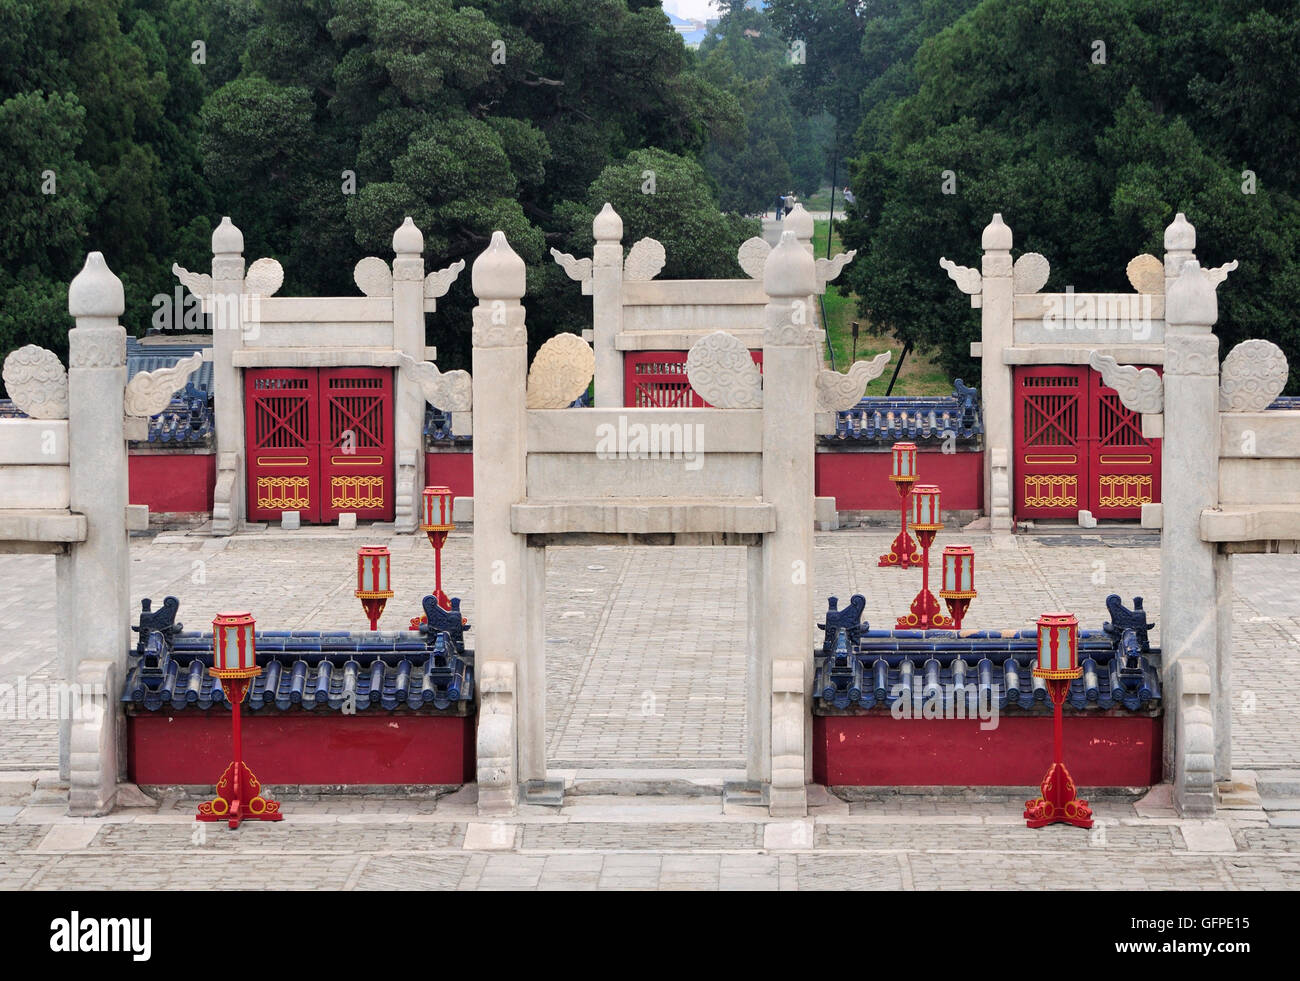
[
  {"xmin": 624, "ymin": 351, "xmax": 763, "ymax": 407},
  {"xmin": 1089, "ymin": 370, "xmax": 1161, "ymax": 519},
  {"xmin": 319, "ymin": 367, "xmax": 394, "ymax": 523},
  {"xmin": 246, "ymin": 368, "xmax": 319, "ymax": 523},
  {"xmin": 1013, "ymin": 366, "xmax": 1086, "ymax": 518}
]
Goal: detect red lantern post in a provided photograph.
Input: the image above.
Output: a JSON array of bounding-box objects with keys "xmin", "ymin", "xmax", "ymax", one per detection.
[
  {"xmin": 878, "ymin": 442, "xmax": 920, "ymax": 568},
  {"xmin": 355, "ymin": 545, "xmax": 394, "ymax": 630},
  {"xmin": 895, "ymin": 484, "xmax": 953, "ymax": 629},
  {"xmin": 937, "ymin": 545, "xmax": 977, "ymax": 629},
  {"xmin": 420, "ymin": 485, "xmax": 455, "ymax": 609},
  {"xmin": 197, "ymin": 612, "xmax": 283, "ymax": 828},
  {"xmin": 1024, "ymin": 613, "xmax": 1094, "ymax": 829}
]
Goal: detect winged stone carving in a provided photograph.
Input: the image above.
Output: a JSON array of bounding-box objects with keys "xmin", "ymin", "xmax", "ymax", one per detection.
[
  {"xmin": 685, "ymin": 331, "xmax": 762, "ymax": 408},
  {"xmin": 395, "ymin": 353, "xmax": 471, "ymax": 412},
  {"xmin": 124, "ymin": 352, "xmax": 204, "ymax": 417},
  {"xmin": 816, "ymin": 351, "xmax": 892, "ymax": 412},
  {"xmin": 1206, "ymin": 260, "xmax": 1239, "ymax": 290},
  {"xmin": 550, "ymin": 249, "xmax": 592, "ymax": 284},
  {"xmin": 2, "ymin": 345, "xmax": 68, "ymax": 419},
  {"xmin": 624, "ymin": 238, "xmax": 666, "ymax": 282},
  {"xmin": 425, "ymin": 259, "xmax": 466, "ymax": 299},
  {"xmin": 940, "ymin": 257, "xmax": 981, "ymax": 295},
  {"xmin": 354, "ymin": 257, "xmax": 393, "ymax": 297},
  {"xmin": 244, "ymin": 258, "xmax": 284, "ymax": 296},
  {"xmin": 1088, "ymin": 352, "xmax": 1163, "ymax": 414},
  {"xmin": 737, "ymin": 237, "xmax": 771, "ymax": 279},
  {"xmin": 172, "ymin": 263, "xmax": 213, "ymax": 299},
  {"xmin": 525, "ymin": 333, "xmax": 595, "ymax": 409},
  {"xmin": 816, "ymin": 251, "xmax": 857, "ymax": 291}
]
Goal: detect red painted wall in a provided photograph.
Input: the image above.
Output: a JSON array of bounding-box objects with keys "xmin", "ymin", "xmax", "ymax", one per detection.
[
  {"xmin": 129, "ymin": 453, "xmax": 215, "ymax": 513},
  {"xmin": 816, "ymin": 450, "xmax": 983, "ymax": 511},
  {"xmin": 128, "ymin": 712, "xmax": 475, "ymax": 785},
  {"xmin": 425, "ymin": 450, "xmax": 473, "ymax": 498},
  {"xmin": 812, "ymin": 714, "xmax": 1162, "ymax": 787}
]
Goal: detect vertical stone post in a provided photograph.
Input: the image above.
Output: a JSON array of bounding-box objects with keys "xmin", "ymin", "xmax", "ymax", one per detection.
[
  {"xmin": 65, "ymin": 252, "xmax": 130, "ymax": 815},
  {"xmin": 1160, "ymin": 251, "xmax": 1222, "ymax": 816},
  {"xmin": 979, "ymin": 215, "xmax": 1015, "ymax": 531},
  {"xmin": 761, "ymin": 231, "xmax": 817, "ymax": 817},
  {"xmin": 471, "ymin": 232, "xmax": 532, "ymax": 811},
  {"xmin": 1213, "ymin": 549, "xmax": 1233, "ymax": 783},
  {"xmin": 591, "ymin": 204, "xmax": 624, "ymax": 408},
  {"xmin": 392, "ymin": 217, "xmax": 426, "ymax": 533},
  {"xmin": 210, "ymin": 218, "xmax": 246, "ymax": 535}
]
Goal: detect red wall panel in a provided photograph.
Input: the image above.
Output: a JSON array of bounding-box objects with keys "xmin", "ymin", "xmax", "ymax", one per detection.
[
  {"xmin": 816, "ymin": 450, "xmax": 983, "ymax": 511},
  {"xmin": 424, "ymin": 450, "xmax": 473, "ymax": 498},
  {"xmin": 128, "ymin": 712, "xmax": 474, "ymax": 785},
  {"xmin": 129, "ymin": 453, "xmax": 216, "ymax": 513},
  {"xmin": 813, "ymin": 713, "xmax": 1161, "ymax": 787}
]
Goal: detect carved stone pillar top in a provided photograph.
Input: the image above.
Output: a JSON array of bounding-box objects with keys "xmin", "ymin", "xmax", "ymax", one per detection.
[
  {"xmin": 67, "ymin": 252, "xmax": 125, "ymax": 319},
  {"xmin": 392, "ymin": 216, "xmax": 424, "ymax": 255},
  {"xmin": 593, "ymin": 202, "xmax": 623, "ymax": 243},
  {"xmin": 211, "ymin": 216, "xmax": 244, "ymax": 256},
  {"xmin": 981, "ymin": 213, "xmax": 1013, "ymax": 252},
  {"xmin": 471, "ymin": 231, "xmax": 526, "ymax": 301},
  {"xmin": 763, "ymin": 231, "xmax": 815, "ymax": 299}
]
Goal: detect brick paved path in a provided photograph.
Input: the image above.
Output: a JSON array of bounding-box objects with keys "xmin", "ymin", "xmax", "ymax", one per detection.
[{"xmin": 1, "ymin": 526, "xmax": 1297, "ymax": 890}]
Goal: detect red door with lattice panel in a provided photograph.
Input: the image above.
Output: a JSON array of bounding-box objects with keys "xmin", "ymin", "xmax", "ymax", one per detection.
[
  {"xmin": 1013, "ymin": 366, "xmax": 1086, "ymax": 519},
  {"xmin": 319, "ymin": 367, "xmax": 394, "ymax": 523},
  {"xmin": 246, "ymin": 368, "xmax": 319, "ymax": 523},
  {"xmin": 624, "ymin": 351, "xmax": 763, "ymax": 407},
  {"xmin": 1089, "ymin": 368, "xmax": 1161, "ymax": 519}
]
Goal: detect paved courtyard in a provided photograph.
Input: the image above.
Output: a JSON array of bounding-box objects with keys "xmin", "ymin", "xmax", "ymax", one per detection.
[{"xmin": 1, "ymin": 526, "xmax": 1298, "ymax": 889}]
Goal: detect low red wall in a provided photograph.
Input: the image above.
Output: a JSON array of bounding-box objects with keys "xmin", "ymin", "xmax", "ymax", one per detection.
[
  {"xmin": 816, "ymin": 449, "xmax": 982, "ymax": 511},
  {"xmin": 425, "ymin": 450, "xmax": 473, "ymax": 498},
  {"xmin": 128, "ymin": 712, "xmax": 475, "ymax": 785},
  {"xmin": 129, "ymin": 452, "xmax": 215, "ymax": 513},
  {"xmin": 812, "ymin": 713, "xmax": 1161, "ymax": 787}
]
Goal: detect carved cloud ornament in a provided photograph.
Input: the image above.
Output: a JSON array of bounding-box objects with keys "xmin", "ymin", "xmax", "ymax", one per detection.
[
  {"xmin": 172, "ymin": 263, "xmax": 213, "ymax": 300},
  {"xmin": 425, "ymin": 259, "xmax": 466, "ymax": 300},
  {"xmin": 815, "ymin": 251, "xmax": 857, "ymax": 292},
  {"xmin": 1125, "ymin": 254, "xmax": 1164, "ymax": 294},
  {"xmin": 1219, "ymin": 339, "xmax": 1288, "ymax": 412},
  {"xmin": 244, "ymin": 258, "xmax": 284, "ymax": 296},
  {"xmin": 939, "ymin": 257, "xmax": 981, "ymax": 295},
  {"xmin": 124, "ymin": 352, "xmax": 204, "ymax": 417},
  {"xmin": 816, "ymin": 351, "xmax": 892, "ymax": 412},
  {"xmin": 354, "ymin": 256, "xmax": 393, "ymax": 297},
  {"xmin": 1088, "ymin": 352, "xmax": 1163, "ymax": 414},
  {"xmin": 2, "ymin": 345, "xmax": 69, "ymax": 419},
  {"xmin": 623, "ymin": 238, "xmax": 666, "ymax": 282},
  {"xmin": 550, "ymin": 249, "xmax": 592, "ymax": 285},
  {"xmin": 525, "ymin": 333, "xmax": 595, "ymax": 409},
  {"xmin": 395, "ymin": 353, "xmax": 472, "ymax": 412},
  {"xmin": 737, "ymin": 237, "xmax": 771, "ymax": 280},
  {"xmin": 685, "ymin": 331, "xmax": 762, "ymax": 408},
  {"xmin": 1013, "ymin": 253, "xmax": 1050, "ymax": 294}
]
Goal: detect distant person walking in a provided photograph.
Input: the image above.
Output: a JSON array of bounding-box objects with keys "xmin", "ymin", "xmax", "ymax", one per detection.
[{"xmin": 843, "ymin": 186, "xmax": 856, "ymax": 206}]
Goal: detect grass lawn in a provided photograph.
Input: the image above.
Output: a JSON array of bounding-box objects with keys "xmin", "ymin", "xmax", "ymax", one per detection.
[{"xmin": 813, "ymin": 218, "xmax": 953, "ymax": 397}]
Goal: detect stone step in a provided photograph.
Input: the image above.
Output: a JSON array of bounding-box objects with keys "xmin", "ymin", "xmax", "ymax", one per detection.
[
  {"xmin": 1255, "ymin": 770, "xmax": 1300, "ymax": 797},
  {"xmin": 1260, "ymin": 798, "xmax": 1300, "ymax": 811}
]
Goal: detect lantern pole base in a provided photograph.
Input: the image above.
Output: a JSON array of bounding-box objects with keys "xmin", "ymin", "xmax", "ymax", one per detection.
[
  {"xmin": 895, "ymin": 588, "xmax": 953, "ymax": 630},
  {"xmin": 878, "ymin": 528, "xmax": 921, "ymax": 569},
  {"xmin": 1023, "ymin": 762, "xmax": 1094, "ymax": 829},
  {"xmin": 196, "ymin": 760, "xmax": 283, "ymax": 829}
]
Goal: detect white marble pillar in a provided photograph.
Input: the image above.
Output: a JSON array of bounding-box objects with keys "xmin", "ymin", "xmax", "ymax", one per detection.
[
  {"xmin": 979, "ymin": 215, "xmax": 1015, "ymax": 531},
  {"xmin": 1213, "ymin": 548, "xmax": 1233, "ymax": 783},
  {"xmin": 392, "ymin": 218, "xmax": 426, "ymax": 533},
  {"xmin": 591, "ymin": 204, "xmax": 624, "ymax": 408},
  {"xmin": 761, "ymin": 231, "xmax": 817, "ymax": 817},
  {"xmin": 1160, "ymin": 253, "xmax": 1223, "ymax": 814},
  {"xmin": 210, "ymin": 218, "xmax": 246, "ymax": 535},
  {"xmin": 65, "ymin": 252, "xmax": 130, "ymax": 815},
  {"xmin": 470, "ymin": 232, "xmax": 533, "ymax": 807}
]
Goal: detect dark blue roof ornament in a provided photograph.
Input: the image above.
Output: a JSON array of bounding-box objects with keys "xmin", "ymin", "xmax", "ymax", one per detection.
[
  {"xmin": 421, "ymin": 594, "xmax": 469, "ymax": 648},
  {"xmin": 819, "ymin": 594, "xmax": 866, "ymax": 655},
  {"xmin": 1102, "ymin": 594, "xmax": 1153, "ymax": 653},
  {"xmin": 132, "ymin": 596, "xmax": 182, "ymax": 656}
]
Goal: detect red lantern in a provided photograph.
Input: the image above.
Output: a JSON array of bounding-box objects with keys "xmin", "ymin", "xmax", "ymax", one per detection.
[
  {"xmin": 197, "ymin": 612, "xmax": 283, "ymax": 829},
  {"xmin": 937, "ymin": 545, "xmax": 976, "ymax": 629},
  {"xmin": 1024, "ymin": 612, "xmax": 1092, "ymax": 830},
  {"xmin": 356, "ymin": 546, "xmax": 394, "ymax": 630},
  {"xmin": 420, "ymin": 485, "xmax": 455, "ymax": 609},
  {"xmin": 879, "ymin": 442, "xmax": 920, "ymax": 568},
  {"xmin": 910, "ymin": 484, "xmax": 942, "ymax": 531}
]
